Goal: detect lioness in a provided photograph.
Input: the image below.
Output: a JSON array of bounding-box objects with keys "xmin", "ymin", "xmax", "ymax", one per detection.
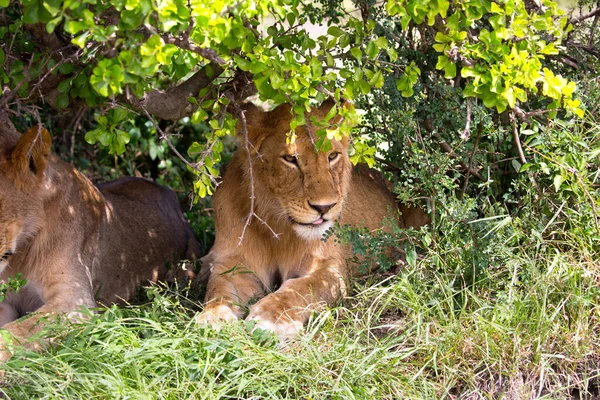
[
  {"xmin": 196, "ymin": 101, "xmax": 428, "ymax": 336},
  {"xmin": 0, "ymin": 126, "xmax": 200, "ymax": 361}
]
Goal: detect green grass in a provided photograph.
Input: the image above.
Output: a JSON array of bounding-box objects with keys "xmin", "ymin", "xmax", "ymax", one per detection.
[{"xmin": 1, "ymin": 239, "xmax": 598, "ymax": 399}]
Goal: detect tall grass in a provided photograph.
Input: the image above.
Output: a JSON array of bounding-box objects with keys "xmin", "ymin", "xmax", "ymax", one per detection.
[{"xmin": 1, "ymin": 231, "xmax": 598, "ymax": 399}]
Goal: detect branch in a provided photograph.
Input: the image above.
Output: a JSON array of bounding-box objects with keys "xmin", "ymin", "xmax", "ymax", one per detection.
[
  {"xmin": 513, "ymin": 105, "xmax": 551, "ymax": 123},
  {"xmin": 565, "ymin": 42, "xmax": 600, "ymax": 58},
  {"xmin": 137, "ymin": 101, "xmax": 218, "ymax": 188},
  {"xmin": 570, "ymin": 8, "xmax": 600, "ymax": 24},
  {"xmin": 162, "ymin": 36, "xmax": 226, "ymax": 65},
  {"xmin": 421, "ymin": 118, "xmax": 484, "ymax": 181},
  {"xmin": 228, "ymin": 97, "xmax": 280, "ymax": 245},
  {"xmin": 510, "ymin": 110, "xmax": 527, "ymax": 165},
  {"xmin": 460, "ymin": 123, "xmax": 482, "ymax": 200},
  {"xmin": 0, "ymin": 110, "xmax": 21, "ymax": 148},
  {"xmin": 126, "ymin": 61, "xmax": 224, "ymax": 121},
  {"xmin": 460, "ymin": 97, "xmax": 472, "ymax": 140},
  {"xmin": 438, "ymin": 141, "xmax": 484, "ymax": 181}
]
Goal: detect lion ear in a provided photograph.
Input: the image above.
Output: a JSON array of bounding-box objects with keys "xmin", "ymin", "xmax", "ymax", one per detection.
[
  {"xmin": 11, "ymin": 126, "xmax": 52, "ymax": 180},
  {"xmin": 237, "ymin": 103, "xmax": 271, "ymax": 152}
]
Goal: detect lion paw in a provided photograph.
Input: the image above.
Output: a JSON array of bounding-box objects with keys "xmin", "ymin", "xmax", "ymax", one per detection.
[
  {"xmin": 195, "ymin": 304, "xmax": 239, "ymax": 330},
  {"xmin": 246, "ymin": 305, "xmax": 303, "ymax": 338}
]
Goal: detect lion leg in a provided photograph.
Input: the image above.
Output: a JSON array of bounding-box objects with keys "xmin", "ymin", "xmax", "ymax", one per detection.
[
  {"xmin": 196, "ymin": 258, "xmax": 265, "ymax": 326},
  {"xmin": 0, "ymin": 277, "xmax": 95, "ymax": 362},
  {"xmin": 247, "ymin": 260, "xmax": 349, "ymax": 337}
]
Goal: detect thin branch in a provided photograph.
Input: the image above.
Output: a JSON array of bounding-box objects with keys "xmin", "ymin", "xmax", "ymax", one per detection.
[
  {"xmin": 513, "ymin": 106, "xmax": 551, "ymax": 123},
  {"xmin": 460, "ymin": 97, "xmax": 472, "ymax": 140},
  {"xmin": 570, "ymin": 7, "xmax": 600, "ymax": 24},
  {"xmin": 460, "ymin": 123, "xmax": 482, "ymax": 200},
  {"xmin": 162, "ymin": 36, "xmax": 226, "ymax": 65},
  {"xmin": 588, "ymin": 6, "xmax": 600, "ymax": 46},
  {"xmin": 374, "ymin": 156, "xmax": 401, "ymax": 172},
  {"xmin": 228, "ymin": 98, "xmax": 280, "ymax": 245},
  {"xmin": 438, "ymin": 141, "xmax": 484, "ymax": 181},
  {"xmin": 137, "ymin": 100, "xmax": 217, "ymax": 187},
  {"xmin": 315, "ymin": 85, "xmax": 336, "ymax": 100},
  {"xmin": 510, "ymin": 110, "xmax": 527, "ymax": 165}
]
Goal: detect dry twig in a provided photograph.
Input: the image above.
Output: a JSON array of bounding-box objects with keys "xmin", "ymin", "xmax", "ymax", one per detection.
[
  {"xmin": 510, "ymin": 110, "xmax": 527, "ymax": 165},
  {"xmin": 228, "ymin": 98, "xmax": 280, "ymax": 245}
]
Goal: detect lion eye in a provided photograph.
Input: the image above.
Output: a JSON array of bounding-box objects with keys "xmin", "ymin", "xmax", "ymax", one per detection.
[
  {"xmin": 328, "ymin": 152, "xmax": 340, "ymax": 162},
  {"xmin": 282, "ymin": 154, "xmax": 298, "ymax": 165}
]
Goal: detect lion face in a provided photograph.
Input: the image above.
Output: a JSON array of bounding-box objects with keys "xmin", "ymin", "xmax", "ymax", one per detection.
[
  {"xmin": 0, "ymin": 175, "xmax": 28, "ymax": 274},
  {"xmin": 0, "ymin": 128, "xmax": 50, "ymax": 274},
  {"xmin": 246, "ymin": 104, "xmax": 352, "ymax": 241}
]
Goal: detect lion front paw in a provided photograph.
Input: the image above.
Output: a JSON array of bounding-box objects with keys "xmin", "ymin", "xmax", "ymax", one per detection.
[
  {"xmin": 195, "ymin": 304, "xmax": 239, "ymax": 330},
  {"xmin": 246, "ymin": 303, "xmax": 304, "ymax": 338}
]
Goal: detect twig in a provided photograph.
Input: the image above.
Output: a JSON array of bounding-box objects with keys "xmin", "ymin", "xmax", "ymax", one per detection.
[
  {"xmin": 588, "ymin": 6, "xmax": 600, "ymax": 46},
  {"xmin": 162, "ymin": 35, "xmax": 226, "ymax": 65},
  {"xmin": 524, "ymin": 143, "xmax": 599, "ymax": 232},
  {"xmin": 570, "ymin": 7, "xmax": 600, "ymax": 24},
  {"xmin": 315, "ymin": 85, "xmax": 336, "ymax": 100},
  {"xmin": 438, "ymin": 141, "xmax": 484, "ymax": 181},
  {"xmin": 374, "ymin": 156, "xmax": 402, "ymax": 172},
  {"xmin": 510, "ymin": 110, "xmax": 527, "ymax": 165},
  {"xmin": 513, "ymin": 105, "xmax": 552, "ymax": 123},
  {"xmin": 460, "ymin": 97, "xmax": 472, "ymax": 140},
  {"xmin": 138, "ymin": 101, "xmax": 217, "ymax": 186},
  {"xmin": 228, "ymin": 98, "xmax": 280, "ymax": 245},
  {"xmin": 460, "ymin": 123, "xmax": 482, "ymax": 200}
]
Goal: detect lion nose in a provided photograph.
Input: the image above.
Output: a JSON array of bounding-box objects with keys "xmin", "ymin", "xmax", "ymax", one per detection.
[{"xmin": 308, "ymin": 202, "xmax": 337, "ymax": 215}]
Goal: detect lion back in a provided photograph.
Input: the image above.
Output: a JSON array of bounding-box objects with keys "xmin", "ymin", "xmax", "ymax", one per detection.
[{"xmin": 94, "ymin": 177, "xmax": 200, "ymax": 303}]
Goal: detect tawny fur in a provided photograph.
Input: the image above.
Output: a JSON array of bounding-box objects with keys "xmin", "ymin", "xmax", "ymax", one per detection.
[
  {"xmin": 197, "ymin": 102, "xmax": 428, "ymax": 337},
  {"xmin": 0, "ymin": 126, "xmax": 200, "ymax": 361}
]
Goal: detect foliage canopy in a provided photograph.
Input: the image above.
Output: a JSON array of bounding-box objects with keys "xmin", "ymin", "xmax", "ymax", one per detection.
[{"xmin": 0, "ymin": 0, "xmax": 592, "ymax": 198}]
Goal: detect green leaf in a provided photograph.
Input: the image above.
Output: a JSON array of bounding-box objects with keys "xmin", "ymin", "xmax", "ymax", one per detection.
[
  {"xmin": 369, "ymin": 70, "xmax": 384, "ymax": 88},
  {"xmin": 444, "ymin": 63, "xmax": 456, "ymax": 79},
  {"xmin": 339, "ymin": 33, "xmax": 350, "ymax": 48},
  {"xmin": 46, "ymin": 15, "xmax": 63, "ymax": 33},
  {"xmin": 553, "ymin": 174, "xmax": 564, "ymax": 192},
  {"xmin": 404, "ymin": 241, "xmax": 417, "ymax": 267},
  {"xmin": 234, "ymin": 56, "xmax": 251, "ymax": 71},
  {"xmin": 327, "ymin": 26, "xmax": 344, "ymax": 37},
  {"xmin": 375, "ymin": 36, "xmax": 388, "ymax": 49},
  {"xmin": 386, "ymin": 48, "xmax": 398, "ymax": 62},
  {"xmin": 58, "ymin": 79, "xmax": 72, "ymax": 93},
  {"xmin": 23, "ymin": 1, "xmax": 41, "ymax": 24},
  {"xmin": 56, "ymin": 93, "xmax": 69, "ymax": 109},
  {"xmin": 365, "ymin": 41, "xmax": 378, "ymax": 59},
  {"xmin": 310, "ymin": 57, "xmax": 323, "ymax": 78},
  {"xmin": 325, "ymin": 52, "xmax": 334, "ymax": 67},
  {"xmin": 436, "ymin": 55, "xmax": 449, "ymax": 70},
  {"xmin": 269, "ymin": 71, "xmax": 284, "ymax": 89},
  {"xmin": 511, "ymin": 159, "xmax": 521, "ymax": 173}
]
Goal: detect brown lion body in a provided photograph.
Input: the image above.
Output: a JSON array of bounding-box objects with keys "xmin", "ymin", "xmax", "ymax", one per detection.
[
  {"xmin": 197, "ymin": 103, "xmax": 428, "ymax": 336},
  {"xmin": 0, "ymin": 127, "xmax": 200, "ymax": 360}
]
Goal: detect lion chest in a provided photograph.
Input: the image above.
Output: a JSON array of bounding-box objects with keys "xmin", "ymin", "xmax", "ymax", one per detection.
[{"xmin": 241, "ymin": 233, "xmax": 344, "ymax": 287}]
